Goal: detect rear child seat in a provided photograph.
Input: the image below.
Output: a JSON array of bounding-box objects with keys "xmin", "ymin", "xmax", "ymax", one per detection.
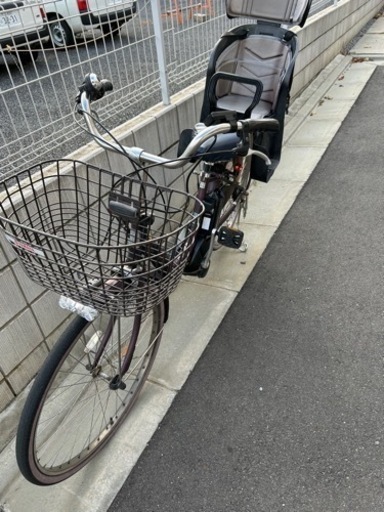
[{"xmin": 200, "ymin": 0, "xmax": 312, "ymax": 182}]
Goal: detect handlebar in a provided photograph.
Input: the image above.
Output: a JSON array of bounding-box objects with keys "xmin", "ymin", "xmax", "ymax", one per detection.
[{"xmin": 76, "ymin": 73, "xmax": 280, "ymax": 169}]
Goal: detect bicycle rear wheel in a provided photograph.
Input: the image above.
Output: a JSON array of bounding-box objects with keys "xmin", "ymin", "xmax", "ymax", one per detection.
[{"xmin": 16, "ymin": 303, "xmax": 164, "ymax": 485}]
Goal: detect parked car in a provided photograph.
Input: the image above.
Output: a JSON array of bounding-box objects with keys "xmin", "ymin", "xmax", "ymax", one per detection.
[
  {"xmin": 43, "ymin": 0, "xmax": 137, "ymax": 48},
  {"xmin": 0, "ymin": 0, "xmax": 49, "ymax": 64}
]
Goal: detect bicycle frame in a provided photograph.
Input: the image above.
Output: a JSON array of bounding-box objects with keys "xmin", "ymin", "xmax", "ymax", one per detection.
[
  {"xmin": 77, "ymin": 86, "xmax": 278, "ymax": 278},
  {"xmin": 185, "ymin": 155, "xmax": 249, "ymax": 274}
]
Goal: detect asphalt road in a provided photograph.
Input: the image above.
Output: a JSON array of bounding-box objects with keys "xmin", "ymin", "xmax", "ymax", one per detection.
[{"xmin": 107, "ymin": 65, "xmax": 384, "ymax": 512}]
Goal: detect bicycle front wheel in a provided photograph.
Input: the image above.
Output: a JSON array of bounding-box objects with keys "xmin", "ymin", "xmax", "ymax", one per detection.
[{"xmin": 16, "ymin": 303, "xmax": 164, "ymax": 485}]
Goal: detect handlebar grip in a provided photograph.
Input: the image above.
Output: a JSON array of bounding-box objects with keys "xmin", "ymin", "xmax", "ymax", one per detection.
[
  {"xmin": 246, "ymin": 119, "xmax": 280, "ymax": 133},
  {"xmin": 100, "ymin": 79, "xmax": 113, "ymax": 93},
  {"xmin": 76, "ymin": 73, "xmax": 113, "ymax": 104}
]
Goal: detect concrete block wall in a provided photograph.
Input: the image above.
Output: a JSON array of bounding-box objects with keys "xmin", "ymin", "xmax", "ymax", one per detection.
[
  {"xmin": 291, "ymin": 0, "xmax": 384, "ymax": 99},
  {"xmin": 0, "ymin": 0, "xmax": 382, "ymax": 451}
]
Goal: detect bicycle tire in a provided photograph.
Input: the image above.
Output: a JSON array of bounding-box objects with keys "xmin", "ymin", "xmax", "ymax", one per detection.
[{"xmin": 16, "ymin": 303, "xmax": 164, "ymax": 485}]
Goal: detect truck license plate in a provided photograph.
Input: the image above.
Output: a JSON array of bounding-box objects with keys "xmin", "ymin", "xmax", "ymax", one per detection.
[{"xmin": 0, "ymin": 12, "xmax": 22, "ymax": 28}]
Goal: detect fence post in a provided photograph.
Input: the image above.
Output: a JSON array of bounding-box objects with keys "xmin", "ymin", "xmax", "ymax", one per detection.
[{"xmin": 151, "ymin": 0, "xmax": 171, "ymax": 105}]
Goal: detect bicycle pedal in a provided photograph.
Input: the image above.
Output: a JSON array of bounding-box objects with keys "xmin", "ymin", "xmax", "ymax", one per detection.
[{"xmin": 217, "ymin": 226, "xmax": 244, "ymax": 249}]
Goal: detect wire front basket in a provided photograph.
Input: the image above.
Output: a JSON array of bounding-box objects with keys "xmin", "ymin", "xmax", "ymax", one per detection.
[{"xmin": 0, "ymin": 160, "xmax": 204, "ymax": 316}]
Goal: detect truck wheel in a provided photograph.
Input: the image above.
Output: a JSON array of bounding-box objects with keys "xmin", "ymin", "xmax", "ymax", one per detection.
[{"xmin": 48, "ymin": 16, "xmax": 75, "ymax": 48}]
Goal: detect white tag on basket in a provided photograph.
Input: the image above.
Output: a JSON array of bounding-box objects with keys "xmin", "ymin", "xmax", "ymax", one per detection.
[{"xmin": 59, "ymin": 296, "xmax": 98, "ymax": 322}]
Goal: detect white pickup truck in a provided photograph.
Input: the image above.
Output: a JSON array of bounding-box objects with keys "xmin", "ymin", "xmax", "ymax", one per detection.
[
  {"xmin": 43, "ymin": 0, "xmax": 137, "ymax": 49},
  {"xmin": 0, "ymin": 0, "xmax": 49, "ymax": 63}
]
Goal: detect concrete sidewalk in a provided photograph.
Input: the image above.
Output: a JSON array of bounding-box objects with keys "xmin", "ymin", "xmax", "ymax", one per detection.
[
  {"xmin": 1, "ymin": 16, "xmax": 384, "ymax": 512},
  {"xmin": 110, "ymin": 62, "xmax": 384, "ymax": 512}
]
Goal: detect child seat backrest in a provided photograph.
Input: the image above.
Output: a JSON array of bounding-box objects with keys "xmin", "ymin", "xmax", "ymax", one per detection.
[
  {"xmin": 204, "ymin": 0, "xmax": 312, "ymax": 122},
  {"xmin": 201, "ymin": 24, "xmax": 298, "ymax": 124}
]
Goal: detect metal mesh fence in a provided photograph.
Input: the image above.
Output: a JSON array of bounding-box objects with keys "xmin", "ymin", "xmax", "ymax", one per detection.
[{"xmin": 0, "ymin": 0, "xmax": 337, "ymax": 178}]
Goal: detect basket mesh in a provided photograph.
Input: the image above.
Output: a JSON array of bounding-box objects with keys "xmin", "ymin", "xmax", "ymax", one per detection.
[{"xmin": 0, "ymin": 160, "xmax": 203, "ymax": 316}]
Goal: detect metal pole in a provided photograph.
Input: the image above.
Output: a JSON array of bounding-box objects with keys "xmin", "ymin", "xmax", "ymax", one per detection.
[{"xmin": 151, "ymin": 0, "xmax": 171, "ymax": 105}]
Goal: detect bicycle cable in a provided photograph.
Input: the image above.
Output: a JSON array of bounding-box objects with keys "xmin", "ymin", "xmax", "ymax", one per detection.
[
  {"xmin": 74, "ymin": 105, "xmax": 152, "ymax": 181},
  {"xmin": 76, "ymin": 105, "xmax": 241, "ymax": 167}
]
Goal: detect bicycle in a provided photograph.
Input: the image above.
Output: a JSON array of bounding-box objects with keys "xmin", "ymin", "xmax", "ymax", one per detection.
[{"xmin": 0, "ymin": 73, "xmax": 279, "ymax": 485}]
